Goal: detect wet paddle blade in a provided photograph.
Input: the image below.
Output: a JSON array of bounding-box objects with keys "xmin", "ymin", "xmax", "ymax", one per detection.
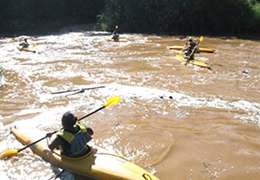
[
  {"xmin": 105, "ymin": 96, "xmax": 120, "ymax": 108},
  {"xmin": 199, "ymin": 36, "xmax": 204, "ymax": 42},
  {"xmin": 1, "ymin": 150, "xmax": 19, "ymax": 159}
]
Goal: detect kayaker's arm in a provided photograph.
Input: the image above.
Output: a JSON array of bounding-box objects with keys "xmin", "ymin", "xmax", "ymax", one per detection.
[
  {"xmin": 182, "ymin": 43, "xmax": 194, "ymax": 52},
  {"xmin": 182, "ymin": 46, "xmax": 189, "ymax": 52},
  {"xmin": 195, "ymin": 46, "xmax": 200, "ymax": 53},
  {"xmin": 47, "ymin": 135, "xmax": 65, "ymax": 150},
  {"xmin": 188, "ymin": 45, "xmax": 200, "ymax": 59}
]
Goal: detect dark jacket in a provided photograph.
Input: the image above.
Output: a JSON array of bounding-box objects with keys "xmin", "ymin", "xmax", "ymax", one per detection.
[{"xmin": 48, "ymin": 122, "xmax": 92, "ymax": 158}]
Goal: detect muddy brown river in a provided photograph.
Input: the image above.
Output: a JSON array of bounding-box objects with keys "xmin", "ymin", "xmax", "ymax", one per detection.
[{"xmin": 0, "ymin": 30, "xmax": 260, "ymax": 180}]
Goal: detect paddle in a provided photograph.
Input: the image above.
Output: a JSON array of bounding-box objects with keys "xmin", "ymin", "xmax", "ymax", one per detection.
[
  {"xmin": 188, "ymin": 36, "xmax": 203, "ymax": 60},
  {"xmin": 112, "ymin": 25, "xmax": 118, "ymax": 36},
  {"xmin": 112, "ymin": 25, "xmax": 119, "ymax": 41},
  {"xmin": 51, "ymin": 86, "xmax": 105, "ymax": 94},
  {"xmin": 1, "ymin": 96, "xmax": 120, "ymax": 159}
]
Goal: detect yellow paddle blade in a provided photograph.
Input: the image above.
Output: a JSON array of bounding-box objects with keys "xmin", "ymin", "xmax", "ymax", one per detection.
[
  {"xmin": 105, "ymin": 96, "xmax": 120, "ymax": 108},
  {"xmin": 199, "ymin": 36, "xmax": 204, "ymax": 42},
  {"xmin": 1, "ymin": 150, "xmax": 19, "ymax": 159},
  {"xmin": 115, "ymin": 25, "xmax": 118, "ymax": 29},
  {"xmin": 33, "ymin": 44, "xmax": 36, "ymax": 47}
]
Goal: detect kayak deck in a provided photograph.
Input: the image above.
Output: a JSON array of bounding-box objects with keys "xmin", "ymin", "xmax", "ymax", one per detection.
[
  {"xmin": 17, "ymin": 47, "xmax": 36, "ymax": 53},
  {"xmin": 105, "ymin": 38, "xmax": 127, "ymax": 42},
  {"xmin": 169, "ymin": 45, "xmax": 215, "ymax": 53},
  {"xmin": 10, "ymin": 127, "xmax": 159, "ymax": 180},
  {"xmin": 176, "ymin": 54, "xmax": 210, "ymax": 68}
]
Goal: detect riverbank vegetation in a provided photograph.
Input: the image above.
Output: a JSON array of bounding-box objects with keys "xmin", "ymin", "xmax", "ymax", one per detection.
[
  {"xmin": 1, "ymin": 0, "xmax": 260, "ymax": 35},
  {"xmin": 0, "ymin": 0, "xmax": 104, "ymax": 35}
]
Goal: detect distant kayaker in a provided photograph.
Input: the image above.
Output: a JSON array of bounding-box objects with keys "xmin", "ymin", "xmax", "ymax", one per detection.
[
  {"xmin": 182, "ymin": 37, "xmax": 200, "ymax": 62},
  {"xmin": 19, "ymin": 38, "xmax": 29, "ymax": 49},
  {"xmin": 47, "ymin": 111, "xmax": 94, "ymax": 158},
  {"xmin": 112, "ymin": 25, "xmax": 119, "ymax": 41}
]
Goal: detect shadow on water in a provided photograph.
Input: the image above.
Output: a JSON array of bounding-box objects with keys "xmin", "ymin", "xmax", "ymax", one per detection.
[
  {"xmin": 1, "ymin": 22, "xmax": 260, "ymax": 42},
  {"xmin": 0, "ymin": 23, "xmax": 112, "ymax": 39}
]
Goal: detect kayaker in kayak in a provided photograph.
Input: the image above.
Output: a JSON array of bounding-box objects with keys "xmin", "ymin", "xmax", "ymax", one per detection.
[
  {"xmin": 182, "ymin": 37, "xmax": 200, "ymax": 62},
  {"xmin": 112, "ymin": 25, "xmax": 119, "ymax": 41},
  {"xmin": 47, "ymin": 111, "xmax": 94, "ymax": 158},
  {"xmin": 19, "ymin": 38, "xmax": 29, "ymax": 50}
]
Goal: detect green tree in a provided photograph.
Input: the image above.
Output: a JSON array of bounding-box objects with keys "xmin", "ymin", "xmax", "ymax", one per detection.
[{"xmin": 97, "ymin": 0, "xmax": 260, "ymax": 34}]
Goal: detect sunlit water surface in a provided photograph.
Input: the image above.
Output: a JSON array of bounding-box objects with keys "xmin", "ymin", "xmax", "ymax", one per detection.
[{"xmin": 1, "ymin": 30, "xmax": 260, "ymax": 180}]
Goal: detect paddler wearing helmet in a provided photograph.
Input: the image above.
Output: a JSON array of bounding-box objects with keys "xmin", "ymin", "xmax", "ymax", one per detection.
[
  {"xmin": 182, "ymin": 37, "xmax": 200, "ymax": 62},
  {"xmin": 47, "ymin": 111, "xmax": 94, "ymax": 158},
  {"xmin": 111, "ymin": 25, "xmax": 120, "ymax": 41},
  {"xmin": 19, "ymin": 38, "xmax": 29, "ymax": 50}
]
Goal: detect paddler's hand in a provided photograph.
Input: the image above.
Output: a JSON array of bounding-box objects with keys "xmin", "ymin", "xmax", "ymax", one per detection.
[
  {"xmin": 46, "ymin": 132, "xmax": 53, "ymax": 138},
  {"xmin": 87, "ymin": 127, "xmax": 94, "ymax": 136}
]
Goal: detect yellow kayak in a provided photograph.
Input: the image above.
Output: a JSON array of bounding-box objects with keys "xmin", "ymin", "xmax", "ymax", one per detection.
[
  {"xmin": 106, "ymin": 38, "xmax": 127, "ymax": 42},
  {"xmin": 169, "ymin": 45, "xmax": 215, "ymax": 53},
  {"xmin": 176, "ymin": 54, "xmax": 210, "ymax": 68},
  {"xmin": 11, "ymin": 127, "xmax": 159, "ymax": 180},
  {"xmin": 17, "ymin": 47, "xmax": 36, "ymax": 53}
]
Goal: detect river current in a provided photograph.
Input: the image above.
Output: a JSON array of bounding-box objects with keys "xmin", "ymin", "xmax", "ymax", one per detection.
[{"xmin": 0, "ymin": 29, "xmax": 260, "ymax": 180}]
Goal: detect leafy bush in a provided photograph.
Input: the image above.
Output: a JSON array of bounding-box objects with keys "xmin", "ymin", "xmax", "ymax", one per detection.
[{"xmin": 98, "ymin": 0, "xmax": 260, "ymax": 34}]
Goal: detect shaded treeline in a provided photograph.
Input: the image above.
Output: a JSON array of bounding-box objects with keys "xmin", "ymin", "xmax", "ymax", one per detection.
[
  {"xmin": 1, "ymin": 0, "xmax": 260, "ymax": 35},
  {"xmin": 98, "ymin": 0, "xmax": 260, "ymax": 35},
  {"xmin": 0, "ymin": 0, "xmax": 104, "ymax": 35}
]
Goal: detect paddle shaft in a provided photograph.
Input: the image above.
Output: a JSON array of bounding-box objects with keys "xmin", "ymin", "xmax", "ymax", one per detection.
[
  {"xmin": 51, "ymin": 86, "xmax": 105, "ymax": 94},
  {"xmin": 78, "ymin": 106, "xmax": 105, "ymax": 121},
  {"xmin": 188, "ymin": 38, "xmax": 202, "ymax": 60},
  {"xmin": 64, "ymin": 90, "xmax": 85, "ymax": 97},
  {"xmin": 18, "ymin": 136, "xmax": 49, "ymax": 153}
]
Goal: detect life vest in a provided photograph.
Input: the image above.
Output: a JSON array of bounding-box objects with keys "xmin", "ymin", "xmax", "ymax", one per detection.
[
  {"xmin": 57, "ymin": 122, "xmax": 92, "ymax": 157},
  {"xmin": 19, "ymin": 42, "xmax": 29, "ymax": 48},
  {"xmin": 112, "ymin": 33, "xmax": 119, "ymax": 41},
  {"xmin": 189, "ymin": 42, "xmax": 196, "ymax": 48}
]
